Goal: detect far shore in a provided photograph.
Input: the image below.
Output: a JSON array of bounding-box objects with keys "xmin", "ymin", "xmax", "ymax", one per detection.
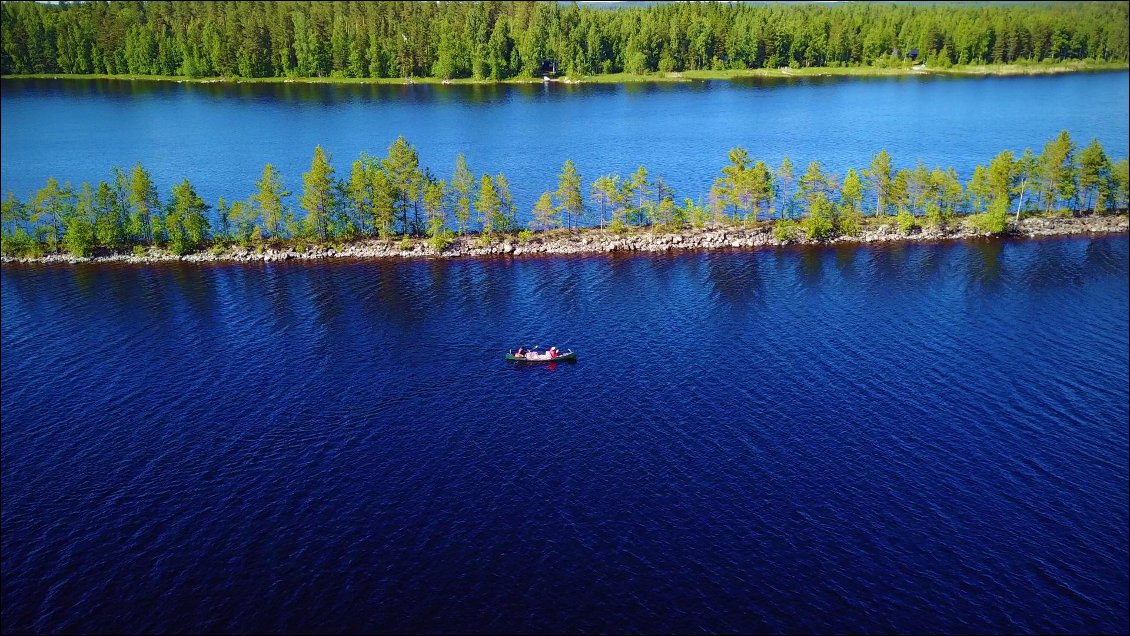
[
  {"xmin": 3, "ymin": 61, "xmax": 1126, "ymax": 87},
  {"xmin": 4, "ymin": 213, "xmax": 1126, "ymax": 267}
]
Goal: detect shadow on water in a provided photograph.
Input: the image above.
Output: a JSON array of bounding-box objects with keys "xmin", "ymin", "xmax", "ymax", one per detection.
[
  {"xmin": 833, "ymin": 244, "xmax": 860, "ymax": 280},
  {"xmin": 796, "ymin": 247, "xmax": 828, "ymax": 289},
  {"xmin": 262, "ymin": 263, "xmax": 298, "ymax": 331},
  {"xmin": 862, "ymin": 243, "xmax": 917, "ymax": 295},
  {"xmin": 168, "ymin": 264, "xmax": 219, "ymax": 323},
  {"xmin": 364, "ymin": 260, "xmax": 433, "ymax": 331},
  {"xmin": 728, "ymin": 73, "xmax": 968, "ymax": 90},
  {"xmin": 3, "ymin": 76, "xmax": 723, "ymax": 108},
  {"xmin": 306, "ymin": 265, "xmax": 346, "ymax": 332},
  {"xmin": 1020, "ymin": 239, "xmax": 1089, "ymax": 292},
  {"xmin": 964, "ymin": 239, "xmax": 1006, "ymax": 297},
  {"xmin": 70, "ymin": 263, "xmax": 100, "ymax": 301},
  {"xmin": 705, "ymin": 252, "xmax": 766, "ymax": 311},
  {"xmin": 1083, "ymin": 236, "xmax": 1130, "ymax": 277},
  {"xmin": 426, "ymin": 259, "xmax": 451, "ymax": 307}
]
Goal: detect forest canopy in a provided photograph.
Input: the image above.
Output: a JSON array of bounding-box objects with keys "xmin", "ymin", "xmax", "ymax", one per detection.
[{"xmin": 1, "ymin": 1, "xmax": 1127, "ymax": 79}]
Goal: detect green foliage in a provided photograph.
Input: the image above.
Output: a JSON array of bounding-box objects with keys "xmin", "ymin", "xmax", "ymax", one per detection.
[
  {"xmin": 967, "ymin": 165, "xmax": 992, "ymax": 214},
  {"xmin": 128, "ymin": 164, "xmax": 157, "ymax": 244},
  {"xmin": 62, "ymin": 183, "xmax": 97, "ymax": 257},
  {"xmin": 475, "ymin": 173, "xmax": 502, "ymax": 236},
  {"xmin": 591, "ymin": 174, "xmax": 621, "ymax": 228},
  {"xmin": 683, "ymin": 198, "xmax": 710, "ymax": 229},
  {"xmin": 493, "ymin": 172, "xmax": 516, "ymax": 233},
  {"xmin": 517, "ymin": 229, "xmax": 533, "ymax": 244},
  {"xmin": 254, "ymin": 164, "xmax": 289, "ymax": 238},
  {"xmin": 531, "ymin": 191, "xmax": 560, "ymax": 231},
  {"xmin": 924, "ymin": 201, "xmax": 947, "ymax": 228},
  {"xmin": 775, "ymin": 157, "xmax": 796, "ymax": 219},
  {"xmin": 1038, "ymin": 130, "xmax": 1077, "ymax": 212},
  {"xmin": 865, "ymin": 150, "xmax": 892, "ymax": 217},
  {"xmin": 452, "ymin": 153, "xmax": 474, "ymax": 235},
  {"xmin": 382, "ymin": 136, "xmax": 422, "ymax": 235},
  {"xmin": 802, "ymin": 193, "xmax": 836, "ymax": 240},
  {"xmin": 5, "ymin": 131, "xmax": 1123, "ymax": 261},
  {"xmin": 1077, "ymin": 138, "xmax": 1112, "ymax": 211},
  {"xmin": 838, "ymin": 203, "xmax": 863, "ymax": 236},
  {"xmin": 841, "ymin": 168, "xmax": 863, "ymax": 213},
  {"xmin": 933, "ymin": 46, "xmax": 953, "ymax": 69},
  {"xmin": 652, "ymin": 197, "xmax": 679, "ymax": 229},
  {"xmin": 773, "ymin": 219, "xmax": 798, "ymax": 242},
  {"xmin": 165, "ymin": 179, "xmax": 210, "ymax": 255},
  {"xmin": 1, "ymin": 1, "xmax": 1124, "ymax": 79},
  {"xmin": 1, "ymin": 227, "xmax": 40, "ymax": 258},
  {"xmin": 300, "ymin": 146, "xmax": 337, "ymax": 239},
  {"xmin": 1113, "ymin": 159, "xmax": 1130, "ymax": 211},
  {"xmin": 988, "ymin": 150, "xmax": 1016, "ymax": 210},
  {"xmin": 33, "ymin": 176, "xmax": 74, "ymax": 251},
  {"xmin": 556, "ymin": 160, "xmax": 584, "ymax": 229},
  {"xmin": 624, "ymin": 166, "xmax": 652, "ymax": 226},
  {"xmin": 896, "ymin": 206, "xmax": 918, "ymax": 234},
  {"xmin": 969, "ymin": 198, "xmax": 1011, "ymax": 234}
]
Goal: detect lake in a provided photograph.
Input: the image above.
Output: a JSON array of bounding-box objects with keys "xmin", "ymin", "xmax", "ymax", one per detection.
[
  {"xmin": 2, "ymin": 72, "xmax": 1128, "ymax": 225},
  {"xmin": 2, "ymin": 236, "xmax": 1128, "ymax": 633}
]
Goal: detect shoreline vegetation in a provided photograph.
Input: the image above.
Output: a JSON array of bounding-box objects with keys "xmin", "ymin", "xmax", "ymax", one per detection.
[
  {"xmin": 3, "ymin": 213, "xmax": 1127, "ymax": 266},
  {"xmin": 1, "ymin": 2, "xmax": 1126, "ymax": 85},
  {"xmin": 3, "ymin": 131, "xmax": 1128, "ymax": 267},
  {"xmin": 4, "ymin": 61, "xmax": 1128, "ymax": 86}
]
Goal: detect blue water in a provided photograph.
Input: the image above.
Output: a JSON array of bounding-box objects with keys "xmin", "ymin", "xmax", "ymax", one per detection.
[
  {"xmin": 2, "ymin": 72, "xmax": 1128, "ymax": 224},
  {"xmin": 2, "ymin": 237, "xmax": 1127, "ymax": 633}
]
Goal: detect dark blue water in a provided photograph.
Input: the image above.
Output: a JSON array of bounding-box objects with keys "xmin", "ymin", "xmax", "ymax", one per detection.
[
  {"xmin": 2, "ymin": 237, "xmax": 1127, "ymax": 633},
  {"xmin": 2, "ymin": 73, "xmax": 1128, "ymax": 222}
]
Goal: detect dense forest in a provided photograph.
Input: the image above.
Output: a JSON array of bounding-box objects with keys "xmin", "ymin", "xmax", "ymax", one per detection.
[
  {"xmin": 2, "ymin": 1, "xmax": 1127, "ymax": 79},
  {"xmin": 2, "ymin": 132, "xmax": 1127, "ymax": 258}
]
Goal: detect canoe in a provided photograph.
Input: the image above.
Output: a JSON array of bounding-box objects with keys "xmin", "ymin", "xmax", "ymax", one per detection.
[{"xmin": 506, "ymin": 351, "xmax": 577, "ymax": 362}]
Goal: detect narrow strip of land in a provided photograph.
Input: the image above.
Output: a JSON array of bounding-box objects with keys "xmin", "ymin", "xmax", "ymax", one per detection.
[{"xmin": 5, "ymin": 213, "xmax": 1125, "ymax": 266}]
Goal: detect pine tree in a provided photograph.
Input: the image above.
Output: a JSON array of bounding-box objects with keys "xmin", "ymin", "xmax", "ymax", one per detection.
[
  {"xmin": 128, "ymin": 163, "xmax": 158, "ymax": 244},
  {"xmin": 300, "ymin": 145, "xmax": 337, "ymax": 239},
  {"xmin": 865, "ymin": 149, "xmax": 892, "ymax": 217},
  {"xmin": 556, "ymin": 160, "xmax": 584, "ymax": 229},
  {"xmin": 254, "ymin": 164, "xmax": 290, "ymax": 238},
  {"xmin": 452, "ymin": 153, "xmax": 474, "ymax": 235},
  {"xmin": 1077, "ymin": 138, "xmax": 1111, "ymax": 212},
  {"xmin": 475, "ymin": 174, "xmax": 501, "ymax": 236},
  {"xmin": 383, "ymin": 136, "xmax": 422, "ymax": 235},
  {"xmin": 531, "ymin": 191, "xmax": 560, "ymax": 231},
  {"xmin": 1038, "ymin": 130, "xmax": 1077, "ymax": 212},
  {"xmin": 776, "ymin": 156, "xmax": 796, "ymax": 219},
  {"xmin": 591, "ymin": 174, "xmax": 621, "ymax": 229}
]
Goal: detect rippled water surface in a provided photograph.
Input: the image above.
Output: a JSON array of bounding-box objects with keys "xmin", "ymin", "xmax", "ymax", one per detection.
[
  {"xmin": 2, "ymin": 237, "xmax": 1128, "ymax": 633},
  {"xmin": 2, "ymin": 72, "xmax": 1128, "ymax": 221}
]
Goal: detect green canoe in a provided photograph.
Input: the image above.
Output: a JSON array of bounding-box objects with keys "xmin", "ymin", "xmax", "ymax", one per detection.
[{"xmin": 506, "ymin": 351, "xmax": 577, "ymax": 362}]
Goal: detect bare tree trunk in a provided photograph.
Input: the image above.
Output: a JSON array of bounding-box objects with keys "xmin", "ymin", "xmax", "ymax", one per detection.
[{"xmin": 1015, "ymin": 180, "xmax": 1027, "ymax": 224}]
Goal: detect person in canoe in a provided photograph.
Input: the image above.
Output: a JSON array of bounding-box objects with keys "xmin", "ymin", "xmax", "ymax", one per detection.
[
  {"xmin": 549, "ymin": 347, "xmax": 559, "ymax": 358},
  {"xmin": 515, "ymin": 346, "xmax": 527, "ymax": 358}
]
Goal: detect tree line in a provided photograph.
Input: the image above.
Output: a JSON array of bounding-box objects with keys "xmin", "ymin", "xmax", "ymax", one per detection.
[
  {"xmin": 2, "ymin": 132, "xmax": 1127, "ymax": 258},
  {"xmin": 2, "ymin": 1, "xmax": 1126, "ymax": 79}
]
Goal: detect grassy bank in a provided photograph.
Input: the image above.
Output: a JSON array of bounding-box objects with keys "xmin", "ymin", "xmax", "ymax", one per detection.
[{"xmin": 5, "ymin": 61, "xmax": 1126, "ymax": 86}]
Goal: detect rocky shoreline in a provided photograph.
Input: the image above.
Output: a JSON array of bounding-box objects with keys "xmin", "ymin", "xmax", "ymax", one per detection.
[{"xmin": 3, "ymin": 214, "xmax": 1127, "ymax": 266}]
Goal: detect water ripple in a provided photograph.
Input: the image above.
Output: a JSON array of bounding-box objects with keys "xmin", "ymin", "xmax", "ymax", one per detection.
[{"xmin": 2, "ymin": 236, "xmax": 1127, "ymax": 633}]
